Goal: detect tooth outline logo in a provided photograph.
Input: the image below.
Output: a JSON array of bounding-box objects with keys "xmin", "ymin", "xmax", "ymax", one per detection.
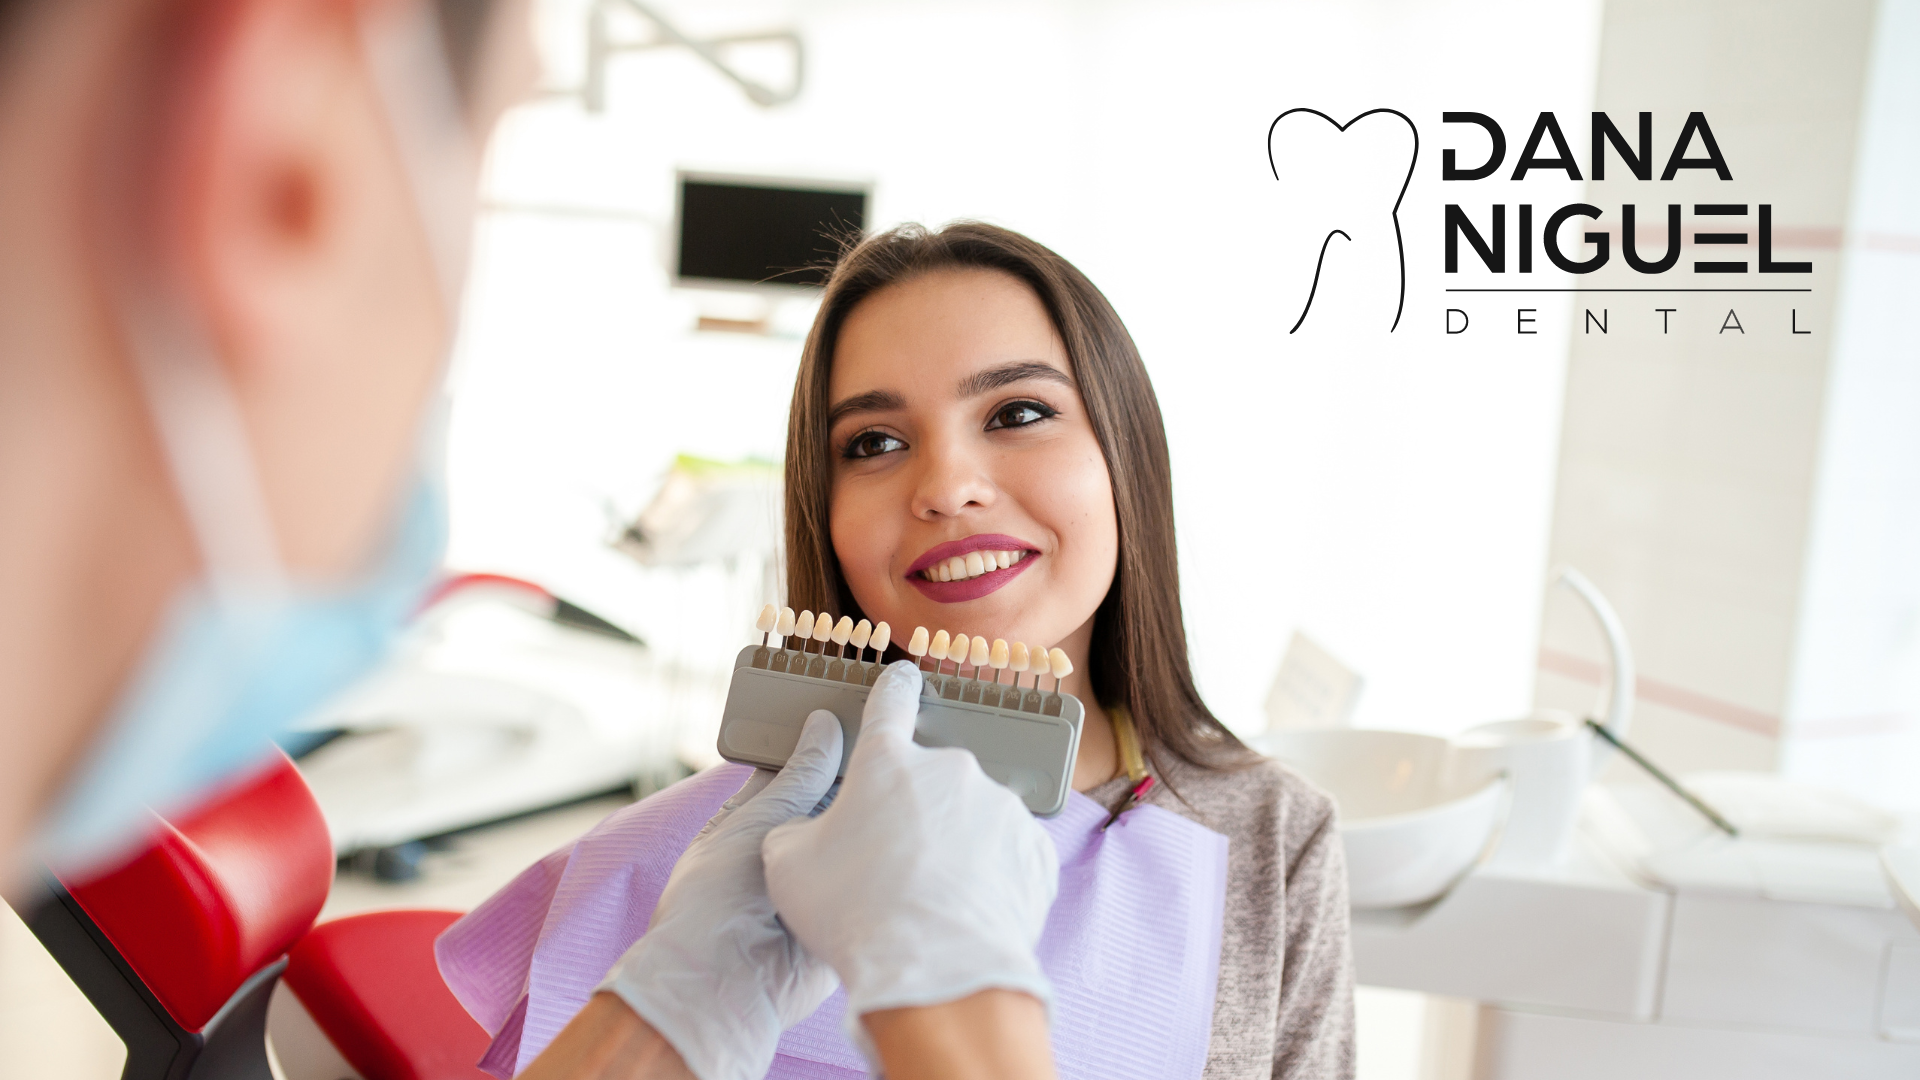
[{"xmin": 1267, "ymin": 108, "xmax": 1420, "ymax": 333}]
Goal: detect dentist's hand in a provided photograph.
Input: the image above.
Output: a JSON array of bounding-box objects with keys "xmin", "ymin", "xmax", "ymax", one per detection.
[
  {"xmin": 763, "ymin": 661, "xmax": 1060, "ymax": 1063},
  {"xmin": 598, "ymin": 711, "xmax": 844, "ymax": 1080}
]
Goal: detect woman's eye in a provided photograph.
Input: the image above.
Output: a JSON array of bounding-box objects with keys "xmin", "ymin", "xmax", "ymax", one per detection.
[
  {"xmin": 985, "ymin": 400, "xmax": 1056, "ymax": 431},
  {"xmin": 843, "ymin": 430, "xmax": 906, "ymax": 460}
]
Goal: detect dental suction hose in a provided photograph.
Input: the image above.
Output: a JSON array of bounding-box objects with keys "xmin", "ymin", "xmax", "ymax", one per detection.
[{"xmin": 1552, "ymin": 566, "xmax": 1636, "ymax": 778}]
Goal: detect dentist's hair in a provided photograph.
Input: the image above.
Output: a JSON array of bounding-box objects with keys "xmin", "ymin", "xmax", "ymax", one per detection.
[{"xmin": 784, "ymin": 221, "xmax": 1251, "ymax": 774}]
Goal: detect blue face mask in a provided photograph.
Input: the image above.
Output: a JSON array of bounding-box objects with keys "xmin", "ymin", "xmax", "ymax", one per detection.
[
  {"xmin": 30, "ymin": 0, "xmax": 476, "ymax": 872},
  {"xmin": 33, "ymin": 483, "xmax": 446, "ymax": 867}
]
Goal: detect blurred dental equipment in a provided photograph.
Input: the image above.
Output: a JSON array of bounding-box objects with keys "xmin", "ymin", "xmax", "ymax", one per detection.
[
  {"xmin": 289, "ymin": 573, "xmax": 671, "ymax": 879},
  {"xmin": 1260, "ymin": 567, "xmax": 1635, "ymax": 908},
  {"xmin": 1887, "ymin": 844, "xmax": 1920, "ymax": 932},
  {"xmin": 1262, "ymin": 631, "xmax": 1365, "ymax": 732},
  {"xmin": 614, "ymin": 454, "xmax": 781, "ymax": 570},
  {"xmin": 612, "ymin": 455, "xmax": 786, "ymax": 770},
  {"xmin": 1263, "ymin": 728, "xmax": 1508, "ymax": 909},
  {"xmin": 582, "ymin": 0, "xmax": 803, "ymax": 112},
  {"xmin": 1585, "ymin": 717, "xmax": 1738, "ymax": 837},
  {"xmin": 1258, "ymin": 567, "xmax": 1920, "ymax": 1078}
]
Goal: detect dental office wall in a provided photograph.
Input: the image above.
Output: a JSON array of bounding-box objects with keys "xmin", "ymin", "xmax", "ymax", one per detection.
[
  {"xmin": 1534, "ymin": 0, "xmax": 1920, "ymax": 812},
  {"xmin": 448, "ymin": 0, "xmax": 1603, "ymax": 742}
]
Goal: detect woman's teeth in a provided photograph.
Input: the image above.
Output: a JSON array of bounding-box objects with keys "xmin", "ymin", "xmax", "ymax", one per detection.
[{"xmin": 921, "ymin": 549, "xmax": 1027, "ymax": 582}]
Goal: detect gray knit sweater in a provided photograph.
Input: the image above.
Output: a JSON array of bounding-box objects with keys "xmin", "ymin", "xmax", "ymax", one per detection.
[{"xmin": 1082, "ymin": 753, "xmax": 1356, "ymax": 1080}]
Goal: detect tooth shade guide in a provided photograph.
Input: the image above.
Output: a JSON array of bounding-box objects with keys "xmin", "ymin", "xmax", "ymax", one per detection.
[
  {"xmin": 1008, "ymin": 642, "xmax": 1030, "ymax": 680},
  {"xmin": 730, "ymin": 617, "xmax": 1085, "ymax": 741},
  {"xmin": 741, "ymin": 607, "xmax": 1067, "ymax": 705},
  {"xmin": 986, "ymin": 639, "xmax": 1010, "ymax": 684}
]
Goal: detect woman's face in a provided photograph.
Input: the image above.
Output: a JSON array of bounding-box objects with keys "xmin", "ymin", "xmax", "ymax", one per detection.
[{"xmin": 827, "ymin": 268, "xmax": 1119, "ymax": 665}]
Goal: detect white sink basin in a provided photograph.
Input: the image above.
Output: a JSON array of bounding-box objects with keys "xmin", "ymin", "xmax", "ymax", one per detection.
[{"xmin": 1260, "ymin": 729, "xmax": 1507, "ymax": 909}]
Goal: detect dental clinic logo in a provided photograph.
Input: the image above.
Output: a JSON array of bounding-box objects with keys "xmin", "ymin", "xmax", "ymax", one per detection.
[
  {"xmin": 1268, "ymin": 109, "xmax": 1814, "ymax": 337},
  {"xmin": 1267, "ymin": 108, "xmax": 1419, "ymax": 333}
]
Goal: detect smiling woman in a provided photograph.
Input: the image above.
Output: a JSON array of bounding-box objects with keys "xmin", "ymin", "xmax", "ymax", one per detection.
[
  {"xmin": 784, "ymin": 222, "xmax": 1244, "ymax": 785},
  {"xmin": 779, "ymin": 222, "xmax": 1358, "ymax": 1079}
]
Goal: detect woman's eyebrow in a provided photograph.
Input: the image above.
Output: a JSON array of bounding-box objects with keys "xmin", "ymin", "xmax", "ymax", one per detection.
[
  {"xmin": 956, "ymin": 360, "xmax": 1073, "ymax": 399},
  {"xmin": 827, "ymin": 388, "xmax": 907, "ymax": 427}
]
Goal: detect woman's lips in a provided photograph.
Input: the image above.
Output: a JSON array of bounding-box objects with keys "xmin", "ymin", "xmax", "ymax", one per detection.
[{"xmin": 906, "ymin": 533, "xmax": 1039, "ymax": 604}]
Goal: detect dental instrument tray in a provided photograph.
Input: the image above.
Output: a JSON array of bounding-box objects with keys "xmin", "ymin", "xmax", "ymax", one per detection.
[{"xmin": 715, "ymin": 608, "xmax": 1085, "ymax": 816}]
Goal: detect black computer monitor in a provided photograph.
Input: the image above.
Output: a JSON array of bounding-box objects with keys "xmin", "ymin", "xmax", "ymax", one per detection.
[{"xmin": 674, "ymin": 173, "xmax": 869, "ymax": 289}]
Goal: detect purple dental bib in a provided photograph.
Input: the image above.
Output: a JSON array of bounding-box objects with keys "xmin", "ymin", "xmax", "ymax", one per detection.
[{"xmin": 436, "ymin": 764, "xmax": 1228, "ymax": 1079}]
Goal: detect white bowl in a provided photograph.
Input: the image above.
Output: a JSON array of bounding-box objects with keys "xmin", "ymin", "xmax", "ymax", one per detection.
[{"xmin": 1260, "ymin": 729, "xmax": 1507, "ymax": 909}]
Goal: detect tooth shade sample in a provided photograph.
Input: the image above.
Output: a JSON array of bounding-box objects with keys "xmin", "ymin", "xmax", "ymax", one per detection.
[
  {"xmin": 907, "ymin": 626, "xmax": 930, "ymax": 657},
  {"xmin": 987, "ymin": 639, "xmax": 1008, "ymax": 669},
  {"xmin": 966, "ymin": 636, "xmax": 989, "ymax": 667},
  {"xmin": 755, "ymin": 604, "xmax": 778, "ymax": 633},
  {"xmin": 1027, "ymin": 645, "xmax": 1051, "ymax": 678},
  {"xmin": 794, "ymin": 611, "xmax": 815, "ymax": 641},
  {"xmin": 1008, "ymin": 642, "xmax": 1030, "ymax": 672},
  {"xmin": 832, "ymin": 616, "xmax": 854, "ymax": 646},
  {"xmin": 1048, "ymin": 648, "xmax": 1073, "ymax": 679},
  {"xmin": 850, "ymin": 619, "xmax": 873, "ymax": 650},
  {"xmin": 949, "ymin": 635, "xmax": 970, "ymax": 667},
  {"xmin": 929, "ymin": 630, "xmax": 951, "ymax": 661},
  {"xmin": 870, "ymin": 622, "xmax": 891, "ymax": 654},
  {"xmin": 964, "ymin": 552, "xmax": 986, "ymax": 577},
  {"xmin": 813, "ymin": 616, "xmax": 834, "ymax": 643},
  {"xmin": 776, "ymin": 607, "xmax": 796, "ymax": 637}
]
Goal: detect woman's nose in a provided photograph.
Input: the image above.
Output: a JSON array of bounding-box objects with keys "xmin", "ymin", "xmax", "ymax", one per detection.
[{"xmin": 909, "ymin": 441, "xmax": 997, "ymax": 521}]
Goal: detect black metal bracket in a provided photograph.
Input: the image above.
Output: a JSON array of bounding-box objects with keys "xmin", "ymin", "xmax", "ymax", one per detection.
[{"xmin": 23, "ymin": 876, "xmax": 282, "ymax": 1080}]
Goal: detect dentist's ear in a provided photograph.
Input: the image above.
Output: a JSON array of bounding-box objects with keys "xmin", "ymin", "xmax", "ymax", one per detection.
[{"xmin": 149, "ymin": 0, "xmax": 449, "ymax": 578}]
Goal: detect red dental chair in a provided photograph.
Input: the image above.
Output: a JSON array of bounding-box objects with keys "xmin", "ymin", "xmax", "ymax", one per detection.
[{"xmin": 25, "ymin": 751, "xmax": 494, "ymax": 1080}]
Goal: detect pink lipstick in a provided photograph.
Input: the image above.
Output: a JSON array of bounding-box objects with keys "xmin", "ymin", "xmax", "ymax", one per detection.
[{"xmin": 906, "ymin": 533, "xmax": 1039, "ymax": 604}]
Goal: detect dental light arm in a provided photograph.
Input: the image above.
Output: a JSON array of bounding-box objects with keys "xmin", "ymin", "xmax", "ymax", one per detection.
[{"xmin": 585, "ymin": 0, "xmax": 804, "ymax": 111}]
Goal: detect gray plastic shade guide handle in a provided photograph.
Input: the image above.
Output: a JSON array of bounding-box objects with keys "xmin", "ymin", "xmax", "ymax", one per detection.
[{"xmin": 715, "ymin": 646, "xmax": 1084, "ymax": 816}]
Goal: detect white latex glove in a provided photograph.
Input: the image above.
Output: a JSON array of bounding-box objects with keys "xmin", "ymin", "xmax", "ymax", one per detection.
[
  {"xmin": 599, "ymin": 711, "xmax": 845, "ymax": 1080},
  {"xmin": 764, "ymin": 661, "xmax": 1059, "ymax": 1061}
]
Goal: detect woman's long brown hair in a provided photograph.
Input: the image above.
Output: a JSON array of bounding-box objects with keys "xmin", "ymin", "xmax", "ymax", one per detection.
[{"xmin": 784, "ymin": 221, "xmax": 1250, "ymax": 774}]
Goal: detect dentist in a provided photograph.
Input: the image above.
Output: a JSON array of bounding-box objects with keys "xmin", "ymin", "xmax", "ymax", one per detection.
[{"xmin": 0, "ymin": 0, "xmax": 1057, "ymax": 1077}]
